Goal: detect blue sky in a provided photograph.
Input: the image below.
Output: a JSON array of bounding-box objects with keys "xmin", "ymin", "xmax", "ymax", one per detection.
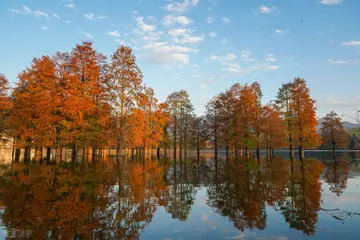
[{"xmin": 1, "ymin": 0, "xmax": 360, "ymax": 120}]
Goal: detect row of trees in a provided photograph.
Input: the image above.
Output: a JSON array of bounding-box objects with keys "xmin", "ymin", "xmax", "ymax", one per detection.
[
  {"xmin": 0, "ymin": 42, "xmax": 169, "ymax": 161},
  {"xmin": 0, "ymin": 42, "xmax": 351, "ymax": 162}
]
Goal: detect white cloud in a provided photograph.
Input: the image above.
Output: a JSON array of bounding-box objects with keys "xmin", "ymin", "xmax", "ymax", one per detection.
[
  {"xmin": 143, "ymin": 41, "xmax": 196, "ymax": 65},
  {"xmin": 180, "ymin": 35, "xmax": 204, "ymax": 44},
  {"xmin": 65, "ymin": 3, "xmax": 76, "ymax": 9},
  {"xmin": 342, "ymin": 41, "xmax": 360, "ymax": 46},
  {"xmin": 210, "ymin": 53, "xmax": 237, "ymax": 62},
  {"xmin": 53, "ymin": 13, "xmax": 60, "ymax": 19},
  {"xmin": 192, "ymin": 64, "xmax": 199, "ymax": 67},
  {"xmin": 212, "ymin": 51, "xmax": 280, "ymax": 74},
  {"xmin": 108, "ymin": 31, "xmax": 120, "ymax": 37},
  {"xmin": 259, "ymin": 4, "xmax": 277, "ymax": 14},
  {"xmin": 265, "ymin": 54, "xmax": 277, "ymax": 62},
  {"xmin": 164, "ymin": 15, "xmax": 192, "ymax": 26},
  {"xmin": 136, "ymin": 16, "xmax": 156, "ymax": 32},
  {"xmin": 168, "ymin": 28, "xmax": 189, "ymax": 36},
  {"xmin": 9, "ymin": 5, "xmax": 50, "ymax": 20},
  {"xmin": 207, "ymin": 16, "xmax": 213, "ymax": 24},
  {"xmin": 275, "ymin": 29, "xmax": 290, "ymax": 34},
  {"xmin": 41, "ymin": 26, "xmax": 48, "ymax": 31},
  {"xmin": 65, "ymin": 20, "xmax": 71, "ymax": 24},
  {"xmin": 163, "ymin": 0, "xmax": 200, "ymax": 14},
  {"xmin": 320, "ymin": 0, "xmax": 343, "ymax": 5},
  {"xmin": 82, "ymin": 32, "xmax": 94, "ymax": 39},
  {"xmin": 209, "ymin": 32, "xmax": 216, "ymax": 37},
  {"xmin": 84, "ymin": 13, "xmax": 107, "ymax": 20},
  {"xmin": 240, "ymin": 50, "xmax": 255, "ymax": 62},
  {"xmin": 142, "ymin": 31, "xmax": 164, "ymax": 41},
  {"xmin": 328, "ymin": 58, "xmax": 348, "ymax": 64},
  {"xmin": 168, "ymin": 28, "xmax": 204, "ymax": 44},
  {"xmin": 222, "ymin": 17, "xmax": 231, "ymax": 24},
  {"xmin": 226, "ymin": 67, "xmax": 241, "ymax": 73},
  {"xmin": 225, "ymin": 53, "xmax": 237, "ymax": 61},
  {"xmin": 328, "ymin": 58, "xmax": 359, "ymax": 65},
  {"xmin": 267, "ymin": 65, "xmax": 280, "ymax": 70}
]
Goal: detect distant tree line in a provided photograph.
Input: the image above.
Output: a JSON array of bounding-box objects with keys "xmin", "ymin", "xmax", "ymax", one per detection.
[{"xmin": 0, "ymin": 42, "xmax": 354, "ymax": 162}]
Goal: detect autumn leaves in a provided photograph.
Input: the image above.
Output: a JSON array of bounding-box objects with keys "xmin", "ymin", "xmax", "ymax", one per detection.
[
  {"xmin": 0, "ymin": 42, "xmax": 347, "ymax": 160},
  {"xmin": 205, "ymin": 79, "xmax": 321, "ymax": 160},
  {"xmin": 0, "ymin": 42, "xmax": 168, "ymax": 158}
]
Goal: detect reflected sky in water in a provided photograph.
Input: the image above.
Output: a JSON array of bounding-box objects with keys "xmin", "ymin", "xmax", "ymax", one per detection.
[{"xmin": 0, "ymin": 151, "xmax": 360, "ymax": 239}]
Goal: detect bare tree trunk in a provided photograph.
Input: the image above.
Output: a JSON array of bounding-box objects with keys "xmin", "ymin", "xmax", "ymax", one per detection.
[
  {"xmin": 72, "ymin": 144, "xmax": 77, "ymax": 162},
  {"xmin": 24, "ymin": 146, "xmax": 31, "ymax": 163},
  {"xmin": 173, "ymin": 116, "xmax": 177, "ymax": 160},
  {"xmin": 256, "ymin": 143, "xmax": 260, "ymax": 163},
  {"xmin": 289, "ymin": 135, "xmax": 295, "ymax": 159}
]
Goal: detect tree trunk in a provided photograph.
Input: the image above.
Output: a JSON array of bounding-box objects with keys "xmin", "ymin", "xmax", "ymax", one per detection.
[
  {"xmin": 289, "ymin": 135, "xmax": 295, "ymax": 159},
  {"xmin": 256, "ymin": 143, "xmax": 260, "ymax": 163},
  {"xmin": 72, "ymin": 144, "xmax": 77, "ymax": 162},
  {"xmin": 15, "ymin": 148, "xmax": 20, "ymax": 162},
  {"xmin": 24, "ymin": 147, "xmax": 31, "ymax": 163},
  {"xmin": 226, "ymin": 145, "xmax": 229, "ymax": 162},
  {"xmin": 299, "ymin": 145, "xmax": 304, "ymax": 161},
  {"xmin": 239, "ymin": 148, "xmax": 243, "ymax": 159},
  {"xmin": 46, "ymin": 147, "xmax": 51, "ymax": 162},
  {"xmin": 157, "ymin": 147, "xmax": 160, "ymax": 160},
  {"xmin": 173, "ymin": 117, "xmax": 177, "ymax": 160},
  {"xmin": 332, "ymin": 141, "xmax": 336, "ymax": 158}
]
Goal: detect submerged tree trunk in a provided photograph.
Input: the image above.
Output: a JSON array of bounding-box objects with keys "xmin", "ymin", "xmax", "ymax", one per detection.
[
  {"xmin": 289, "ymin": 135, "xmax": 295, "ymax": 159},
  {"xmin": 299, "ymin": 144, "xmax": 305, "ymax": 161},
  {"xmin": 226, "ymin": 145, "xmax": 229, "ymax": 162},
  {"xmin": 173, "ymin": 117, "xmax": 177, "ymax": 160},
  {"xmin": 256, "ymin": 144, "xmax": 260, "ymax": 163}
]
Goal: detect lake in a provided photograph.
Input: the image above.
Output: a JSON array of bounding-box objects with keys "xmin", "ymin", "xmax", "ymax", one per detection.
[{"xmin": 0, "ymin": 151, "xmax": 360, "ymax": 239}]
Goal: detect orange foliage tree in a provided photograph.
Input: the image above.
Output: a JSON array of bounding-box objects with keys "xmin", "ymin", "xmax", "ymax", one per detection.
[
  {"xmin": 290, "ymin": 78, "xmax": 321, "ymax": 159},
  {"xmin": 320, "ymin": 111, "xmax": 348, "ymax": 152}
]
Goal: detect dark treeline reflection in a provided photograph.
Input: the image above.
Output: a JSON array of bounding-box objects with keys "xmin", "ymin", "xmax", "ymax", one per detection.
[{"xmin": 0, "ymin": 152, "xmax": 356, "ymax": 238}]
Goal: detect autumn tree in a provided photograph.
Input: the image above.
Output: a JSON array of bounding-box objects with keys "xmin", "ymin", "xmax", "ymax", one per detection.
[
  {"xmin": 321, "ymin": 111, "xmax": 348, "ymax": 154},
  {"xmin": 109, "ymin": 46, "xmax": 143, "ymax": 155},
  {"xmin": 8, "ymin": 56, "xmax": 60, "ymax": 161},
  {"xmin": 0, "ymin": 73, "xmax": 12, "ymax": 138},
  {"xmin": 165, "ymin": 90, "xmax": 194, "ymax": 159},
  {"xmin": 276, "ymin": 82, "xmax": 294, "ymax": 157},
  {"xmin": 189, "ymin": 117, "xmax": 209, "ymax": 159},
  {"xmin": 261, "ymin": 104, "xmax": 287, "ymax": 156},
  {"xmin": 61, "ymin": 41, "xmax": 109, "ymax": 157},
  {"xmin": 205, "ymin": 95, "xmax": 221, "ymax": 159},
  {"xmin": 290, "ymin": 78, "xmax": 321, "ymax": 159}
]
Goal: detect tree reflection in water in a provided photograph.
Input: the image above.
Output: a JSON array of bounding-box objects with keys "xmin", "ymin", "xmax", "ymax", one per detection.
[{"xmin": 0, "ymin": 154, "xmax": 330, "ymax": 238}]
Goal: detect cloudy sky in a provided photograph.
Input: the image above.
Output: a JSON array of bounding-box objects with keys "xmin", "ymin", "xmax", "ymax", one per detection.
[{"xmin": 1, "ymin": 0, "xmax": 360, "ymax": 120}]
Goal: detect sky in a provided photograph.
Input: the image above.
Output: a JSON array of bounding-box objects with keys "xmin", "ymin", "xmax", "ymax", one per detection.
[{"xmin": 1, "ymin": 0, "xmax": 360, "ymax": 120}]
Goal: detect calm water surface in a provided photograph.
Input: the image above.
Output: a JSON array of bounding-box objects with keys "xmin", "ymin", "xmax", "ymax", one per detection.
[{"xmin": 0, "ymin": 151, "xmax": 360, "ymax": 239}]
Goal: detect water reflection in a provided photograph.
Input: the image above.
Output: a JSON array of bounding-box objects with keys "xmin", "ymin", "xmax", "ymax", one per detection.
[{"xmin": 0, "ymin": 152, "xmax": 359, "ymax": 239}]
